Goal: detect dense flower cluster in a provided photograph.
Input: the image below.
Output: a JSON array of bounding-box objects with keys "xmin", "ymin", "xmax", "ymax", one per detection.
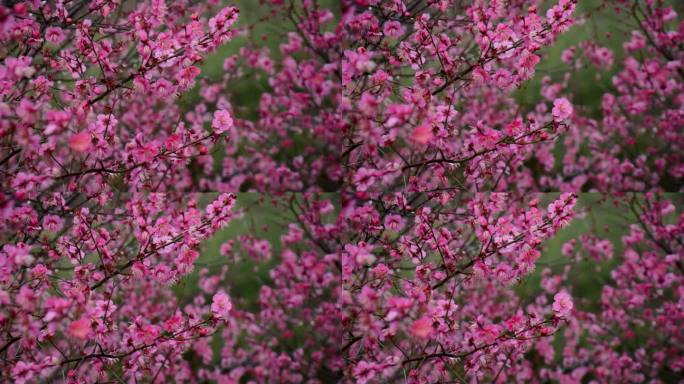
[
  {"xmin": 1, "ymin": 0, "xmax": 682, "ymax": 383},
  {"xmin": 545, "ymin": 195, "xmax": 684, "ymax": 383},
  {"xmin": 1, "ymin": 1, "xmax": 239, "ymax": 382}
]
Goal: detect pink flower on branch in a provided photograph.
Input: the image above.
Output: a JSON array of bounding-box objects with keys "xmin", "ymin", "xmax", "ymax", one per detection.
[
  {"xmin": 45, "ymin": 27, "xmax": 65, "ymax": 44},
  {"xmin": 212, "ymin": 110, "xmax": 234, "ymax": 135},
  {"xmin": 69, "ymin": 318, "xmax": 91, "ymax": 339},
  {"xmin": 552, "ymin": 97, "xmax": 573, "ymax": 122},
  {"xmin": 211, "ymin": 291, "xmax": 233, "ymax": 320},
  {"xmin": 552, "ymin": 291, "xmax": 574, "ymax": 318},
  {"xmin": 411, "ymin": 317, "xmax": 433, "ymax": 339},
  {"xmin": 69, "ymin": 132, "xmax": 91, "ymax": 152},
  {"xmin": 410, "ymin": 124, "xmax": 433, "ymax": 145}
]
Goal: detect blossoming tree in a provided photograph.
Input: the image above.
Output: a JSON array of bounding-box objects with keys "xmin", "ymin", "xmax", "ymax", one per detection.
[{"xmin": 1, "ymin": 0, "xmax": 682, "ymax": 383}]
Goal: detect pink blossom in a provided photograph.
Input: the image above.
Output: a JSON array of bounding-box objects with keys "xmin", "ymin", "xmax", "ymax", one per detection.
[
  {"xmin": 561, "ymin": 46, "xmax": 576, "ymax": 64},
  {"xmin": 212, "ymin": 110, "xmax": 234, "ymax": 134},
  {"xmin": 42, "ymin": 215, "xmax": 64, "ymax": 232},
  {"xmin": 69, "ymin": 318, "xmax": 91, "ymax": 339},
  {"xmin": 177, "ymin": 66, "xmax": 201, "ymax": 89},
  {"xmin": 552, "ymin": 97, "xmax": 573, "ymax": 122},
  {"xmin": 346, "ymin": 242, "xmax": 376, "ymax": 266},
  {"xmin": 383, "ymin": 21, "xmax": 404, "ymax": 38},
  {"xmin": 208, "ymin": 7, "xmax": 239, "ymax": 34},
  {"xmin": 552, "ymin": 291, "xmax": 574, "ymax": 317},
  {"xmin": 45, "ymin": 27, "xmax": 65, "ymax": 44},
  {"xmin": 411, "ymin": 317, "xmax": 433, "ymax": 339},
  {"xmin": 211, "ymin": 291, "xmax": 233, "ymax": 320},
  {"xmin": 410, "ymin": 124, "xmax": 433, "ymax": 145},
  {"xmin": 384, "ymin": 214, "xmax": 405, "ymax": 231},
  {"xmin": 10, "ymin": 361, "xmax": 34, "ymax": 384},
  {"xmin": 69, "ymin": 132, "xmax": 91, "ymax": 152}
]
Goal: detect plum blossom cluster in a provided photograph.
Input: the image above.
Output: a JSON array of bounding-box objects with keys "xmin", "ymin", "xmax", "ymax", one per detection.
[
  {"xmin": 535, "ymin": 1, "xmax": 684, "ymax": 191},
  {"xmin": 1, "ymin": 0, "xmax": 239, "ymax": 382},
  {"xmin": 342, "ymin": 0, "xmax": 578, "ymax": 193},
  {"xmin": 340, "ymin": 193, "xmax": 578, "ymax": 382},
  {"xmin": 1, "ymin": 0, "xmax": 683, "ymax": 383},
  {"xmin": 541, "ymin": 195, "xmax": 684, "ymax": 383}
]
